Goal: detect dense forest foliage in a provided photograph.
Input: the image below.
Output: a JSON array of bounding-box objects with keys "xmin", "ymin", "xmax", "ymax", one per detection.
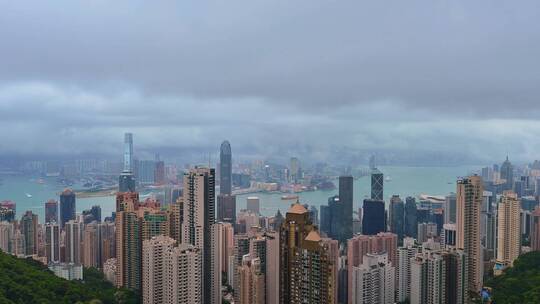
[
  {"xmin": 485, "ymin": 251, "xmax": 540, "ymax": 303},
  {"xmin": 0, "ymin": 251, "xmax": 139, "ymax": 304}
]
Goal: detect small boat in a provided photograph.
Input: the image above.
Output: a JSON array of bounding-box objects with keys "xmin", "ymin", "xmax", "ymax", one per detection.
[
  {"xmin": 25, "ymin": 193, "xmax": 32, "ymax": 198},
  {"xmin": 281, "ymin": 194, "xmax": 299, "ymax": 200},
  {"xmin": 385, "ymin": 176, "xmax": 392, "ymax": 182}
]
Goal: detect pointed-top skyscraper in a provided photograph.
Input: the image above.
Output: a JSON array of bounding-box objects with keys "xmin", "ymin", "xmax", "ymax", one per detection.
[
  {"xmin": 220, "ymin": 140, "xmax": 232, "ymax": 195},
  {"xmin": 119, "ymin": 133, "xmax": 136, "ymax": 192}
]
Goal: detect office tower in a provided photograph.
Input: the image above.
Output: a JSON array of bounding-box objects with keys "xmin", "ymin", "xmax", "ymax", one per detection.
[
  {"xmin": 531, "ymin": 208, "xmax": 540, "ymax": 251},
  {"xmin": 0, "ymin": 222, "xmax": 13, "ymax": 253},
  {"xmin": 266, "ymin": 231, "xmax": 280, "ymax": 304},
  {"xmin": 119, "ymin": 133, "xmax": 136, "ymax": 192},
  {"xmin": 496, "ymin": 191, "xmax": 521, "ymax": 266},
  {"xmin": 217, "ymin": 194, "xmax": 237, "ymax": 223},
  {"xmin": 238, "ymin": 255, "xmax": 265, "ymax": 304},
  {"xmin": 309, "ymin": 205, "xmax": 319, "ymax": 226},
  {"xmin": 371, "ymin": 169, "xmax": 384, "ymax": 201},
  {"xmin": 59, "ymin": 189, "xmax": 76, "ymax": 228},
  {"xmin": 181, "ymin": 167, "xmax": 218, "ymax": 304},
  {"xmin": 289, "ymin": 157, "xmax": 300, "ymax": 183},
  {"xmin": 154, "ymin": 160, "xmax": 165, "ymax": 185},
  {"xmin": 45, "ymin": 222, "xmax": 60, "ymax": 263},
  {"xmin": 164, "ymin": 244, "xmax": 203, "ymax": 304},
  {"xmin": 247, "ymin": 196, "xmax": 260, "ymax": 214},
  {"xmin": 456, "ymin": 175, "xmax": 483, "ymax": 295},
  {"xmin": 65, "ymin": 219, "xmax": 83, "ymax": 264},
  {"xmin": 362, "ymin": 199, "xmax": 385, "ymax": 235},
  {"xmin": 443, "ymin": 223, "xmax": 457, "ymax": 247},
  {"xmin": 390, "ymin": 195, "xmax": 405, "ymax": 241},
  {"xmin": 279, "ymin": 203, "xmax": 336, "ymax": 304},
  {"xmin": 409, "ymin": 249, "xmax": 466, "ymax": 304},
  {"xmin": 21, "ymin": 211, "xmax": 38, "ymax": 256},
  {"xmin": 500, "ymin": 156, "xmax": 514, "ymax": 191},
  {"xmin": 445, "ymin": 193, "xmax": 457, "ymax": 224},
  {"xmin": 220, "ymin": 140, "xmax": 233, "ymax": 195},
  {"xmin": 142, "ymin": 235, "xmax": 176, "ymax": 304},
  {"xmin": 339, "ymin": 175, "xmax": 354, "ymax": 242},
  {"xmin": 351, "ymin": 253, "xmax": 395, "ymax": 304},
  {"xmin": 45, "ymin": 199, "xmax": 58, "ymax": 224},
  {"xmin": 83, "ymin": 223, "xmax": 100, "ymax": 268},
  {"xmin": 115, "ymin": 195, "xmax": 141, "ymax": 289},
  {"xmin": 397, "ymin": 238, "xmax": 421, "ymax": 302},
  {"xmin": 138, "ymin": 160, "xmax": 156, "ymax": 185},
  {"xmin": 405, "ymin": 197, "xmax": 418, "ymax": 238},
  {"xmin": 417, "ymin": 222, "xmax": 438, "ymax": 243}
]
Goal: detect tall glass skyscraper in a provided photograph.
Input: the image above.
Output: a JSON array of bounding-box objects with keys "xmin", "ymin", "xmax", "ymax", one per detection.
[
  {"xmin": 338, "ymin": 175, "xmax": 353, "ymax": 242},
  {"xmin": 220, "ymin": 140, "xmax": 232, "ymax": 195},
  {"xmin": 404, "ymin": 196, "xmax": 418, "ymax": 238},
  {"xmin": 362, "ymin": 199, "xmax": 385, "ymax": 235},
  {"xmin": 60, "ymin": 189, "xmax": 76, "ymax": 228},
  {"xmin": 119, "ymin": 133, "xmax": 136, "ymax": 192},
  {"xmin": 371, "ymin": 169, "xmax": 384, "ymax": 201}
]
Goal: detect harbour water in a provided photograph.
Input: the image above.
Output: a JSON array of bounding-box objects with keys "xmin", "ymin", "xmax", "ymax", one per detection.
[{"xmin": 0, "ymin": 165, "xmax": 479, "ymax": 222}]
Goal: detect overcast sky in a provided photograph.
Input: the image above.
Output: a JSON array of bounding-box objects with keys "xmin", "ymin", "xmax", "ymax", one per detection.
[{"xmin": 1, "ymin": 1, "xmax": 539, "ymax": 164}]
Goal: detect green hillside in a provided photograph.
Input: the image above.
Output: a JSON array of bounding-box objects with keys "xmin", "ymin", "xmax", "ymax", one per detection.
[
  {"xmin": 485, "ymin": 251, "xmax": 540, "ymax": 303},
  {"xmin": 0, "ymin": 251, "xmax": 139, "ymax": 304}
]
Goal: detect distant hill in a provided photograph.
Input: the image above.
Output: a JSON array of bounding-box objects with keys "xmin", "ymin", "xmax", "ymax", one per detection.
[
  {"xmin": 485, "ymin": 251, "xmax": 540, "ymax": 303},
  {"xmin": 0, "ymin": 251, "xmax": 139, "ymax": 304}
]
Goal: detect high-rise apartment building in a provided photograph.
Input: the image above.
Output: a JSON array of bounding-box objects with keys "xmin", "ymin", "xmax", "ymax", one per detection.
[
  {"xmin": 220, "ymin": 140, "xmax": 232, "ymax": 195},
  {"xmin": 347, "ymin": 232, "xmax": 398, "ymax": 304},
  {"xmin": 397, "ymin": 238, "xmax": 421, "ymax": 303},
  {"xmin": 0, "ymin": 222, "xmax": 13, "ymax": 253},
  {"xmin": 409, "ymin": 249, "xmax": 466, "ymax": 304},
  {"xmin": 65, "ymin": 219, "xmax": 83, "ymax": 264},
  {"xmin": 496, "ymin": 191, "xmax": 521, "ymax": 266},
  {"xmin": 45, "ymin": 222, "xmax": 60, "ymax": 263},
  {"xmin": 531, "ymin": 207, "xmax": 540, "ymax": 251},
  {"xmin": 351, "ymin": 253, "xmax": 395, "ymax": 304},
  {"xmin": 115, "ymin": 194, "xmax": 142, "ymax": 290},
  {"xmin": 60, "ymin": 189, "xmax": 76, "ymax": 228},
  {"xmin": 21, "ymin": 210, "xmax": 38, "ymax": 256},
  {"xmin": 83, "ymin": 223, "xmax": 100, "ymax": 268},
  {"xmin": 163, "ymin": 244, "xmax": 202, "ymax": 304},
  {"xmin": 142, "ymin": 235, "xmax": 176, "ymax": 304},
  {"xmin": 45, "ymin": 199, "xmax": 58, "ymax": 224},
  {"xmin": 456, "ymin": 175, "xmax": 483, "ymax": 295},
  {"xmin": 238, "ymin": 255, "xmax": 265, "ymax": 304},
  {"xmin": 181, "ymin": 167, "xmax": 219, "ymax": 304},
  {"xmin": 371, "ymin": 169, "xmax": 384, "ymax": 201},
  {"xmin": 279, "ymin": 203, "xmax": 336, "ymax": 304}
]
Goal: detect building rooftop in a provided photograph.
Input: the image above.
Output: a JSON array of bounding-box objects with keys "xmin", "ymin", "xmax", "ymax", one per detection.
[
  {"xmin": 288, "ymin": 202, "xmax": 307, "ymax": 214},
  {"xmin": 305, "ymin": 230, "xmax": 322, "ymax": 242}
]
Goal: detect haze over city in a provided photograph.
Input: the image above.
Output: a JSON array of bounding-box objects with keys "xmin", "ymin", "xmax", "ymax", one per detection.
[{"xmin": 2, "ymin": 1, "xmax": 540, "ymax": 164}]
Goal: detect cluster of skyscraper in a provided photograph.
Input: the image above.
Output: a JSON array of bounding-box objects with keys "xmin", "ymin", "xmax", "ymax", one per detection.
[{"xmin": 5, "ymin": 133, "xmax": 540, "ymax": 304}]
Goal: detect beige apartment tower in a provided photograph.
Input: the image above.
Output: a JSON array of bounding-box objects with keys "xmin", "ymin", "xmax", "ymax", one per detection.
[
  {"xmin": 496, "ymin": 191, "xmax": 521, "ymax": 266},
  {"xmin": 456, "ymin": 175, "xmax": 483, "ymax": 297}
]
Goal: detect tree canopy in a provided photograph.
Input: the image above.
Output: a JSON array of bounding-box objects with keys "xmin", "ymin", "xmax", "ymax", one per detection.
[{"xmin": 0, "ymin": 251, "xmax": 139, "ymax": 304}]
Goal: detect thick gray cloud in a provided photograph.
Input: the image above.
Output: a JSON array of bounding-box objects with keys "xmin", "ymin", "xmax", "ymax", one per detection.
[{"xmin": 1, "ymin": 1, "xmax": 539, "ymax": 163}]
